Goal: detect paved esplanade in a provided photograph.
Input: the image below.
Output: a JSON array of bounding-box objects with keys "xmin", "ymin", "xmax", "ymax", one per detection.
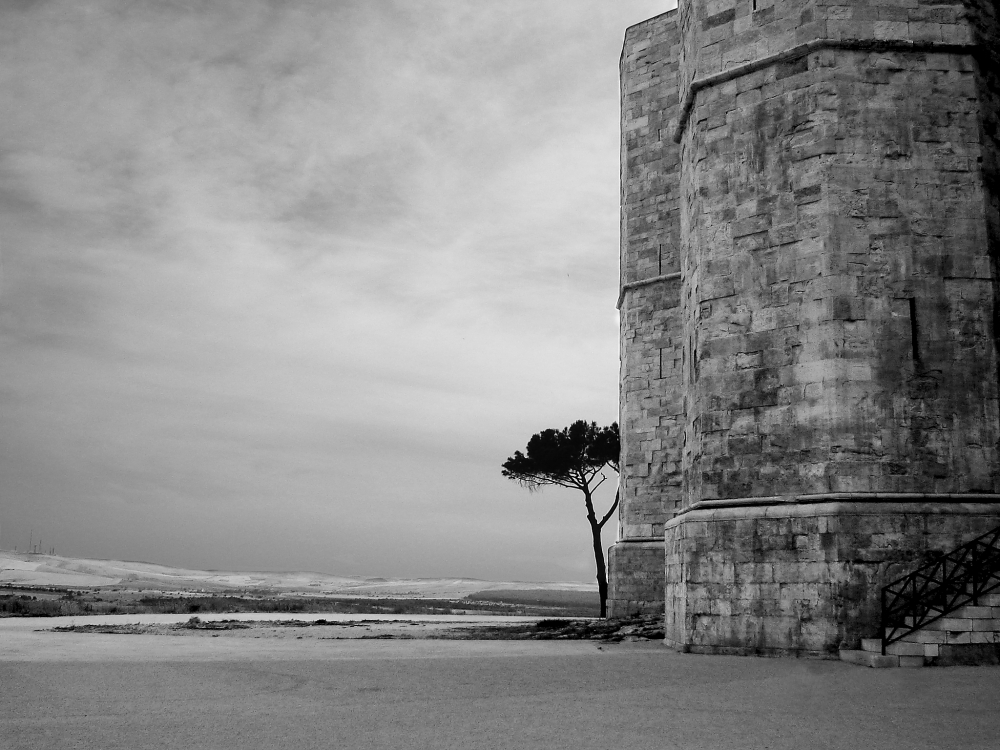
[{"xmin": 2, "ymin": 632, "xmax": 999, "ymax": 750}]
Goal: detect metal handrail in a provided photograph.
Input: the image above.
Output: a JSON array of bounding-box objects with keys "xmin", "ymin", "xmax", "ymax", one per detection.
[{"xmin": 880, "ymin": 525, "xmax": 1000, "ymax": 654}]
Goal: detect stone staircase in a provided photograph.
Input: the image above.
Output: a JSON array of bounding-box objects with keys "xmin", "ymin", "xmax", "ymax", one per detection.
[
  {"xmin": 840, "ymin": 593, "xmax": 1000, "ymax": 667},
  {"xmin": 840, "ymin": 524, "xmax": 1000, "ymax": 667}
]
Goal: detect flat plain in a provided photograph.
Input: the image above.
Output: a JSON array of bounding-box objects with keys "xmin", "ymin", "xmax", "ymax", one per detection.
[{"xmin": 3, "ymin": 618, "xmax": 1000, "ymax": 750}]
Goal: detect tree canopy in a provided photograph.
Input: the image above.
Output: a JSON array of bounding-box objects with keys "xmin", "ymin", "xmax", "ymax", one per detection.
[
  {"xmin": 501, "ymin": 420, "xmax": 619, "ymax": 492},
  {"xmin": 502, "ymin": 420, "xmax": 621, "ymax": 617}
]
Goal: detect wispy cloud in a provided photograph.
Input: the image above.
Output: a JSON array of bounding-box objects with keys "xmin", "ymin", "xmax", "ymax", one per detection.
[{"xmin": 0, "ymin": 0, "xmax": 667, "ymax": 580}]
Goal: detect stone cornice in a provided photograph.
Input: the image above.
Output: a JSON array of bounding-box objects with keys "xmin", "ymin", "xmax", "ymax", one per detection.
[
  {"xmin": 672, "ymin": 492, "xmax": 1000, "ymax": 519},
  {"xmin": 672, "ymin": 38, "xmax": 980, "ymax": 144},
  {"xmin": 616, "ymin": 271, "xmax": 682, "ymax": 310},
  {"xmin": 614, "ymin": 536, "xmax": 665, "ymax": 544}
]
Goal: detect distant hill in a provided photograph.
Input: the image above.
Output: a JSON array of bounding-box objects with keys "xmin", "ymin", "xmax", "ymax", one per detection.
[{"xmin": 0, "ymin": 549, "xmax": 596, "ymax": 599}]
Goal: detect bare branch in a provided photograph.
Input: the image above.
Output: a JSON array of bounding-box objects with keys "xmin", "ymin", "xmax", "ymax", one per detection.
[
  {"xmin": 592, "ymin": 474, "xmax": 608, "ymax": 493},
  {"xmin": 598, "ymin": 489, "xmax": 620, "ymax": 529}
]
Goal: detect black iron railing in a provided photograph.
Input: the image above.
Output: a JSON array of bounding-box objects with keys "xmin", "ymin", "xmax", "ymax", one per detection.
[{"xmin": 880, "ymin": 525, "xmax": 1000, "ymax": 655}]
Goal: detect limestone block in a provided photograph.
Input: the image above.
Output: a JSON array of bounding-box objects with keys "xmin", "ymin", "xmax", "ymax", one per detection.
[{"xmin": 962, "ymin": 606, "xmax": 993, "ymax": 619}]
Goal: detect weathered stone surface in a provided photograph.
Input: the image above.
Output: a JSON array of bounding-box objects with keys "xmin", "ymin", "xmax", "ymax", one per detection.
[
  {"xmin": 665, "ymin": 503, "xmax": 1000, "ymax": 655},
  {"xmin": 616, "ymin": 10, "xmax": 684, "ymax": 554},
  {"xmin": 607, "ymin": 540, "xmax": 664, "ymax": 616},
  {"xmin": 608, "ymin": 10, "xmax": 684, "ymax": 619},
  {"xmin": 610, "ymin": 1, "xmax": 1000, "ymax": 651}
]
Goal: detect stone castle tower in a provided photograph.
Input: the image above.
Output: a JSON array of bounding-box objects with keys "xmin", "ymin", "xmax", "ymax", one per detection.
[{"xmin": 608, "ymin": 0, "xmax": 1000, "ymax": 655}]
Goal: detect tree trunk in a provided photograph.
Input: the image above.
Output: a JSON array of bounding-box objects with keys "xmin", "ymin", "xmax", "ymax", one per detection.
[
  {"xmin": 591, "ymin": 520, "xmax": 609, "ymax": 618},
  {"xmin": 583, "ymin": 487, "xmax": 610, "ymax": 618}
]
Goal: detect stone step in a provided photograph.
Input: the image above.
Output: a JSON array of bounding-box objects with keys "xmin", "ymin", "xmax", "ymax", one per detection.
[
  {"xmin": 862, "ymin": 638, "xmax": 924, "ymax": 656},
  {"xmin": 885, "ymin": 611, "xmax": 1000, "ymax": 635},
  {"xmin": 886, "ymin": 628, "xmax": 948, "ymax": 644},
  {"xmin": 980, "ymin": 593, "xmax": 1000, "ymax": 607},
  {"xmin": 886, "ymin": 617, "xmax": 1000, "ymax": 635},
  {"xmin": 841, "ymin": 649, "xmax": 926, "ymax": 668},
  {"xmin": 887, "ymin": 601, "xmax": 1000, "ymax": 623},
  {"xmin": 839, "ymin": 649, "xmax": 898, "ymax": 668}
]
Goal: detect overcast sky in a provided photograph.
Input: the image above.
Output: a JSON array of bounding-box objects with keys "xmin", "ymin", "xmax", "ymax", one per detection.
[{"xmin": 0, "ymin": 0, "xmax": 670, "ymax": 583}]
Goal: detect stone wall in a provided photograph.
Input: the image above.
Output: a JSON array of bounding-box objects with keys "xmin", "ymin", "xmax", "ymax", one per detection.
[
  {"xmin": 609, "ymin": 10, "xmax": 682, "ymax": 617},
  {"xmin": 613, "ymin": 1, "xmax": 1000, "ymax": 647},
  {"xmin": 607, "ymin": 540, "xmax": 664, "ymax": 617},
  {"xmin": 965, "ymin": 0, "xmax": 1000, "ymax": 376},
  {"xmin": 618, "ymin": 11, "xmax": 683, "ymax": 539},
  {"xmin": 678, "ymin": 0, "xmax": 1000, "ymax": 507},
  {"xmin": 681, "ymin": 44, "xmax": 1000, "ymax": 504},
  {"xmin": 664, "ymin": 502, "xmax": 1000, "ymax": 655}
]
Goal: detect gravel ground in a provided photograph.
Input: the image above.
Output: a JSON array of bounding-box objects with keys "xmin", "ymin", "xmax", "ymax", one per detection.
[{"xmin": 2, "ymin": 618, "xmax": 1000, "ymax": 750}]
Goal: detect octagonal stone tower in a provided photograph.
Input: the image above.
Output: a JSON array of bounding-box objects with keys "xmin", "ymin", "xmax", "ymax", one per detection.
[{"xmin": 609, "ymin": 0, "xmax": 1000, "ymax": 655}]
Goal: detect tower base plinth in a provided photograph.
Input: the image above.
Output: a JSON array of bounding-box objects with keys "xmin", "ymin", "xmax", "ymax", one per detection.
[
  {"xmin": 607, "ymin": 538, "xmax": 665, "ymax": 618},
  {"xmin": 663, "ymin": 500, "xmax": 1000, "ymax": 657}
]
